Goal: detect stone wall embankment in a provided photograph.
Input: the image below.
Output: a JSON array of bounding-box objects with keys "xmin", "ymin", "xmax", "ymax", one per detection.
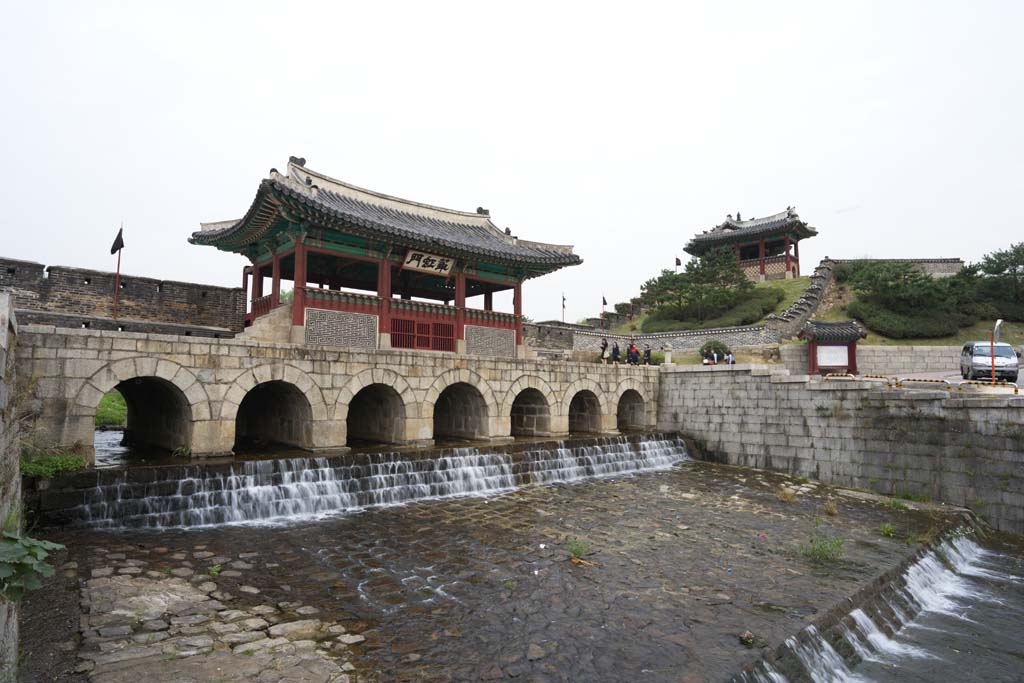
[
  {"xmin": 0, "ymin": 257, "xmax": 244, "ymax": 333},
  {"xmin": 0, "ymin": 292, "xmax": 20, "ymax": 678},
  {"xmin": 656, "ymin": 365, "xmax": 1024, "ymax": 533},
  {"xmin": 781, "ymin": 344, "xmax": 962, "ymax": 376}
]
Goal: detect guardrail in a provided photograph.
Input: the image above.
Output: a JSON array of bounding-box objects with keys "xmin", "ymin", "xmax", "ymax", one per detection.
[
  {"xmin": 894, "ymin": 377, "xmax": 953, "ymax": 390},
  {"xmin": 958, "ymin": 380, "xmax": 1019, "ymax": 395},
  {"xmin": 823, "ymin": 373, "xmax": 857, "ymax": 381}
]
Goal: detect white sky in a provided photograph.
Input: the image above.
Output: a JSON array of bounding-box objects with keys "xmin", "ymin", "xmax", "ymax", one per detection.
[{"xmin": 2, "ymin": 1, "xmax": 1022, "ymax": 322}]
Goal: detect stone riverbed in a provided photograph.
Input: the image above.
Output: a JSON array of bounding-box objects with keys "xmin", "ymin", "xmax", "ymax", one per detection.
[{"xmin": 20, "ymin": 461, "xmax": 963, "ymax": 682}]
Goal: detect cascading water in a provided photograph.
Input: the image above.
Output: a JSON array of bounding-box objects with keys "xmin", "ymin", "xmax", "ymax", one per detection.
[
  {"xmin": 734, "ymin": 535, "xmax": 1024, "ymax": 683},
  {"xmin": 71, "ymin": 435, "xmax": 688, "ymax": 529}
]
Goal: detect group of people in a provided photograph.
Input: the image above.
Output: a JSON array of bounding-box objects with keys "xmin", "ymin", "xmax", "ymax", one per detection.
[
  {"xmin": 702, "ymin": 349, "xmax": 735, "ymax": 365},
  {"xmin": 599, "ymin": 338, "xmax": 652, "ymax": 365}
]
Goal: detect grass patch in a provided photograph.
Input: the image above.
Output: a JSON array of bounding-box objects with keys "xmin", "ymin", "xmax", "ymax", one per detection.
[
  {"xmin": 776, "ymin": 487, "xmax": 797, "ymax": 504},
  {"xmin": 95, "ymin": 390, "xmax": 127, "ymax": 428},
  {"xmin": 895, "ymin": 491, "xmax": 931, "ymax": 503},
  {"xmin": 208, "ymin": 564, "xmax": 222, "ymax": 577},
  {"xmin": 822, "ymin": 498, "xmax": 839, "ymax": 517},
  {"xmin": 879, "ymin": 523, "xmax": 895, "ymax": 538},
  {"xmin": 642, "ymin": 287, "xmax": 786, "ymax": 333},
  {"xmin": 21, "ymin": 453, "xmax": 87, "ymax": 479},
  {"xmin": 566, "ymin": 537, "xmax": 590, "ymax": 560},
  {"xmin": 801, "ymin": 531, "xmax": 845, "ymax": 563}
]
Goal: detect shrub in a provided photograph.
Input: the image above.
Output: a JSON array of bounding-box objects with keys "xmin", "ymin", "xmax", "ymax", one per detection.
[
  {"xmin": 847, "ymin": 300, "xmax": 959, "ymax": 338},
  {"xmin": 566, "ymin": 537, "xmax": 590, "ymax": 559},
  {"xmin": 0, "ymin": 532, "xmax": 64, "ymax": 601},
  {"xmin": 95, "ymin": 390, "xmax": 127, "ymax": 428},
  {"xmin": 801, "ymin": 532, "xmax": 844, "ymax": 563},
  {"xmin": 21, "ymin": 453, "xmax": 87, "ymax": 479},
  {"xmin": 776, "ymin": 487, "xmax": 797, "ymax": 504},
  {"xmin": 879, "ymin": 523, "xmax": 895, "ymax": 538},
  {"xmin": 641, "ymin": 287, "xmax": 784, "ymax": 332},
  {"xmin": 822, "ymin": 498, "xmax": 839, "ymax": 516},
  {"xmin": 699, "ymin": 339, "xmax": 731, "ymax": 361}
]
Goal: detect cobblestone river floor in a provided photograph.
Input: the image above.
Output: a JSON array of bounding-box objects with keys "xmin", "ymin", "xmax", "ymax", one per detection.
[{"xmin": 21, "ymin": 461, "xmax": 963, "ymax": 683}]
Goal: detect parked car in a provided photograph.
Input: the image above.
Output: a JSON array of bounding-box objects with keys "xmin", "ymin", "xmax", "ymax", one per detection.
[{"xmin": 960, "ymin": 341, "xmax": 1020, "ymax": 381}]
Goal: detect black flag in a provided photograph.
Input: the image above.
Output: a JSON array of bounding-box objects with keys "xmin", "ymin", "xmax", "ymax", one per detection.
[
  {"xmin": 675, "ymin": 256, "xmax": 681, "ymax": 267},
  {"xmin": 602, "ymin": 296, "xmax": 607, "ymax": 306},
  {"xmin": 110, "ymin": 227, "xmax": 125, "ymax": 255}
]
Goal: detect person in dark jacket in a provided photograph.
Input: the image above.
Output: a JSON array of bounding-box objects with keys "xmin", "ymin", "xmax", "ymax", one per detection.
[
  {"xmin": 643, "ymin": 345, "xmax": 652, "ymax": 365},
  {"xmin": 599, "ymin": 338, "xmax": 608, "ymax": 364},
  {"xmin": 611, "ymin": 342, "xmax": 621, "ymax": 365}
]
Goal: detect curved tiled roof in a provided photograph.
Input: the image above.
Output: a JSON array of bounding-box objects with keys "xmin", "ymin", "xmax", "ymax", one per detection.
[
  {"xmin": 191, "ymin": 158, "xmax": 581, "ymax": 271},
  {"xmin": 685, "ymin": 207, "xmax": 817, "ymax": 255},
  {"xmin": 798, "ymin": 320, "xmax": 866, "ymax": 343}
]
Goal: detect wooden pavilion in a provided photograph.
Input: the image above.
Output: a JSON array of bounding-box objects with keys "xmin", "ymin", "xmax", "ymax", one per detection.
[
  {"xmin": 190, "ymin": 157, "xmax": 581, "ymax": 356},
  {"xmin": 684, "ymin": 207, "xmax": 817, "ymax": 282}
]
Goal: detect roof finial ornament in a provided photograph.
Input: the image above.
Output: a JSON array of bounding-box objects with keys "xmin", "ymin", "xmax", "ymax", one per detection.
[
  {"xmin": 289, "ymin": 156, "xmax": 306, "ymax": 167},
  {"xmin": 504, "ymin": 227, "xmax": 512, "ymax": 235},
  {"xmin": 726, "ymin": 214, "xmax": 733, "ymax": 221},
  {"xmin": 477, "ymin": 207, "xmax": 490, "ymax": 216},
  {"xmin": 736, "ymin": 211, "xmax": 741, "ymax": 221}
]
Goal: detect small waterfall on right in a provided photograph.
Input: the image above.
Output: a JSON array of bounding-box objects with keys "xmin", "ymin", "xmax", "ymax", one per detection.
[{"xmin": 734, "ymin": 534, "xmax": 1024, "ymax": 682}]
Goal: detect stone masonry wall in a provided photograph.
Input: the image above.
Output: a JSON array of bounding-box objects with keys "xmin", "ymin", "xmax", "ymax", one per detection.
[
  {"xmin": 781, "ymin": 344, "xmax": 962, "ymax": 376},
  {"xmin": 524, "ymin": 322, "xmax": 779, "ymax": 354},
  {"xmin": 657, "ymin": 365, "xmax": 1024, "ymax": 533},
  {"xmin": 0, "ymin": 293, "xmax": 20, "ymax": 680},
  {"xmin": 14, "ymin": 325, "xmax": 660, "ymax": 463},
  {"xmin": 0, "ymin": 257, "xmax": 244, "ymax": 333}
]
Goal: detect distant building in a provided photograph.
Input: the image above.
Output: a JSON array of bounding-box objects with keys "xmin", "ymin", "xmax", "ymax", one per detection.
[{"xmin": 684, "ymin": 207, "xmax": 817, "ymax": 282}]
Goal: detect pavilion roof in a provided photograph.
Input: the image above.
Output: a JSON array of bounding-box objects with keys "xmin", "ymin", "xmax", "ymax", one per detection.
[
  {"xmin": 798, "ymin": 320, "xmax": 866, "ymax": 343},
  {"xmin": 190, "ymin": 157, "xmax": 581, "ymax": 276},
  {"xmin": 684, "ymin": 207, "xmax": 817, "ymax": 255}
]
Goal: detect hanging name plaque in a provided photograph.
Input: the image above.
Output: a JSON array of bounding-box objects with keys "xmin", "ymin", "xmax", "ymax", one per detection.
[{"xmin": 401, "ymin": 250, "xmax": 456, "ymax": 276}]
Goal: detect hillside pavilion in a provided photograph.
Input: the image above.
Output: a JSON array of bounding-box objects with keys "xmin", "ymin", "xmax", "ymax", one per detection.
[
  {"xmin": 685, "ymin": 207, "xmax": 817, "ymax": 282},
  {"xmin": 191, "ymin": 157, "xmax": 581, "ymax": 357}
]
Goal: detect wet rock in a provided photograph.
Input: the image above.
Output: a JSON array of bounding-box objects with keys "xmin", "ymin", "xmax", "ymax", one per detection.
[
  {"xmin": 296, "ymin": 606, "xmax": 320, "ymax": 615},
  {"xmin": 268, "ymin": 619, "xmax": 322, "ymax": 640},
  {"xmin": 170, "ymin": 614, "xmax": 210, "ymax": 626},
  {"xmin": 210, "ymin": 622, "xmax": 241, "ymax": 635},
  {"xmin": 194, "ymin": 551, "xmax": 215, "ymax": 559},
  {"xmin": 170, "ymin": 567, "xmax": 194, "ymax": 577},
  {"xmin": 92, "ymin": 567, "xmax": 114, "ymax": 578},
  {"xmin": 233, "ymin": 561, "xmax": 254, "ymax": 570},
  {"xmin": 197, "ymin": 581, "xmax": 218, "ymax": 593},
  {"xmin": 336, "ymin": 634, "xmax": 365, "ymax": 645},
  {"xmin": 117, "ymin": 566, "xmax": 143, "ymax": 575},
  {"xmin": 239, "ymin": 617, "xmax": 270, "ymax": 631},
  {"xmin": 250, "ymin": 605, "xmax": 278, "ymax": 616},
  {"xmin": 221, "ymin": 631, "xmax": 268, "ymax": 645},
  {"xmin": 132, "ymin": 631, "xmax": 170, "ymax": 644},
  {"xmin": 98, "ymin": 625, "xmax": 133, "ymax": 637},
  {"xmin": 217, "ymin": 609, "xmax": 248, "ymax": 622},
  {"xmin": 527, "ymin": 643, "xmax": 547, "ymax": 660}
]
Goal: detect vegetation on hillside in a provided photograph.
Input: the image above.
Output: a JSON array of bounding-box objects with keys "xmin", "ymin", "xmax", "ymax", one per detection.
[
  {"xmin": 833, "ymin": 243, "xmax": 1024, "ymax": 340},
  {"xmin": 95, "ymin": 390, "xmax": 127, "ymax": 428}
]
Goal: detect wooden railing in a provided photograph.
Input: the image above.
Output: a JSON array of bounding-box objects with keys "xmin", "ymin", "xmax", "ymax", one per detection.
[
  {"xmin": 301, "ymin": 288, "xmax": 382, "ymax": 314},
  {"xmin": 251, "ymin": 294, "xmax": 279, "ymax": 320}
]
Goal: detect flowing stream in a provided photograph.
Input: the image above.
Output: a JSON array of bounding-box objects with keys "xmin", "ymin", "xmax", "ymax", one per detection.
[
  {"xmin": 72, "ymin": 435, "xmax": 688, "ymax": 529},
  {"xmin": 737, "ymin": 535, "xmax": 1024, "ymax": 683}
]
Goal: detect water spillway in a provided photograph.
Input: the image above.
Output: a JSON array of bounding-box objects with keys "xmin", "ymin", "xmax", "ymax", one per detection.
[
  {"xmin": 36, "ymin": 434, "xmax": 688, "ymax": 529},
  {"xmin": 736, "ymin": 535, "xmax": 1024, "ymax": 683}
]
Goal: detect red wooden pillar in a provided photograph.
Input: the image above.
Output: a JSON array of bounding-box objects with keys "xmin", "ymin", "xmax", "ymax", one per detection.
[
  {"xmin": 794, "ymin": 239, "xmax": 800, "ymax": 276},
  {"xmin": 514, "ymin": 282, "xmax": 523, "ymax": 345},
  {"xmin": 253, "ymin": 265, "xmax": 263, "ymax": 299},
  {"xmin": 807, "ymin": 341, "xmax": 818, "ymax": 375},
  {"xmin": 242, "ymin": 266, "xmax": 251, "ymax": 317},
  {"xmin": 758, "ymin": 239, "xmax": 766, "ymax": 276},
  {"xmin": 455, "ymin": 271, "xmax": 466, "ymax": 343},
  {"xmin": 484, "ymin": 291, "xmax": 493, "ymax": 311},
  {"xmin": 292, "ymin": 238, "xmax": 307, "ymax": 326},
  {"xmin": 848, "ymin": 341, "xmax": 858, "ymax": 375},
  {"xmin": 785, "ymin": 235, "xmax": 792, "ymax": 277},
  {"xmin": 271, "ymin": 253, "xmax": 281, "ymax": 304},
  {"xmin": 377, "ymin": 256, "xmax": 391, "ymax": 332}
]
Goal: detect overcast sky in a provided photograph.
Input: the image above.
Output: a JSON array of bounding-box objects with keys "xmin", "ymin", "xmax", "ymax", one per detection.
[{"xmin": 2, "ymin": 1, "xmax": 1022, "ymax": 322}]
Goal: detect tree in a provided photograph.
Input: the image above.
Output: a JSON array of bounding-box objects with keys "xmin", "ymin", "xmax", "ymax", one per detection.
[
  {"xmin": 639, "ymin": 248, "xmax": 751, "ymax": 323},
  {"xmin": 979, "ymin": 242, "xmax": 1024, "ymax": 302}
]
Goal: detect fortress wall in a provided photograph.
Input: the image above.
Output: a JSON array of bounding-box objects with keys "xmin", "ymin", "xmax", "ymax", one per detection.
[
  {"xmin": 0, "ymin": 293, "xmax": 20, "ymax": 677},
  {"xmin": 657, "ymin": 365, "xmax": 1024, "ymax": 533},
  {"xmin": 781, "ymin": 344, "xmax": 962, "ymax": 376},
  {"xmin": 0, "ymin": 257, "xmax": 244, "ymax": 332}
]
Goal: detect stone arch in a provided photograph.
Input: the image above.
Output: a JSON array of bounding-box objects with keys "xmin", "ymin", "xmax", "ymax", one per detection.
[
  {"xmin": 75, "ymin": 358, "xmax": 208, "ymax": 455},
  {"xmin": 614, "ymin": 378, "xmax": 652, "ymax": 431},
  {"xmin": 432, "ymin": 382, "xmax": 491, "ymax": 441},
  {"xmin": 510, "ymin": 388, "xmax": 551, "ymax": 437},
  {"xmin": 346, "ymin": 384, "xmax": 407, "ymax": 445},
  {"xmin": 500, "ymin": 375, "xmax": 557, "ymax": 417},
  {"xmin": 234, "ymin": 380, "xmax": 314, "ymax": 451},
  {"xmin": 422, "ymin": 369, "xmax": 498, "ymax": 419},
  {"xmin": 559, "ymin": 378, "xmax": 608, "ymax": 418},
  {"xmin": 220, "ymin": 363, "xmax": 328, "ymax": 423},
  {"xmin": 568, "ymin": 390, "xmax": 603, "ymax": 434},
  {"xmin": 336, "ymin": 368, "xmax": 419, "ymax": 422}
]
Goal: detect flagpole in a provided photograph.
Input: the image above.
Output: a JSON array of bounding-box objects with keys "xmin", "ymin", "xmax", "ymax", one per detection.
[{"xmin": 113, "ymin": 249, "xmax": 121, "ymax": 320}]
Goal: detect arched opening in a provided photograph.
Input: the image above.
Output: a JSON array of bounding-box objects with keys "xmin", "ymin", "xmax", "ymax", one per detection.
[
  {"xmin": 347, "ymin": 384, "xmax": 406, "ymax": 445},
  {"xmin": 235, "ymin": 380, "xmax": 313, "ymax": 452},
  {"xmin": 568, "ymin": 390, "xmax": 602, "ymax": 434},
  {"xmin": 616, "ymin": 390, "xmax": 645, "ymax": 431},
  {"xmin": 93, "ymin": 378, "xmax": 192, "ymax": 462},
  {"xmin": 433, "ymin": 382, "xmax": 489, "ymax": 441},
  {"xmin": 510, "ymin": 388, "xmax": 550, "ymax": 437}
]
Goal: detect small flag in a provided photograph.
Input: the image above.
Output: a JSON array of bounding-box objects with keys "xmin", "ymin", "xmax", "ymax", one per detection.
[
  {"xmin": 110, "ymin": 227, "xmax": 125, "ymax": 254},
  {"xmin": 675, "ymin": 256, "xmax": 681, "ymax": 267},
  {"xmin": 602, "ymin": 296, "xmax": 607, "ymax": 306},
  {"xmin": 562, "ymin": 293, "xmax": 566, "ymax": 307}
]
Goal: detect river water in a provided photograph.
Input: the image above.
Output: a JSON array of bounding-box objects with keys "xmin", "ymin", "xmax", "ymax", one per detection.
[{"xmin": 740, "ymin": 536, "xmax": 1024, "ymax": 683}]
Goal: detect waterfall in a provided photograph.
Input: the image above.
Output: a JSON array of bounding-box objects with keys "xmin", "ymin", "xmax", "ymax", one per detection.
[
  {"xmin": 71, "ymin": 435, "xmax": 688, "ymax": 529},
  {"xmin": 734, "ymin": 535, "xmax": 1016, "ymax": 683}
]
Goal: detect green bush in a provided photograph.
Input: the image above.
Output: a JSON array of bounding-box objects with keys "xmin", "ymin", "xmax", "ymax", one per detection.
[
  {"xmin": 847, "ymin": 300, "xmax": 960, "ymax": 338},
  {"xmin": 21, "ymin": 453, "xmax": 88, "ymax": 479},
  {"xmin": 699, "ymin": 339, "xmax": 731, "ymax": 360},
  {"xmin": 0, "ymin": 532, "xmax": 64, "ymax": 601},
  {"xmin": 801, "ymin": 531, "xmax": 845, "ymax": 563},
  {"xmin": 641, "ymin": 288, "xmax": 784, "ymax": 333},
  {"xmin": 95, "ymin": 390, "xmax": 127, "ymax": 428}
]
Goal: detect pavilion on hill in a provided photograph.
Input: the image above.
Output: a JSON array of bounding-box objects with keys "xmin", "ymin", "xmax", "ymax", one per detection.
[
  {"xmin": 190, "ymin": 157, "xmax": 581, "ymax": 357},
  {"xmin": 684, "ymin": 207, "xmax": 817, "ymax": 282}
]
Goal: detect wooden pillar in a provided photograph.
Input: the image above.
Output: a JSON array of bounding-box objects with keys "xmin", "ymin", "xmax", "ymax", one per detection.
[
  {"xmin": 484, "ymin": 291, "xmax": 493, "ymax": 311},
  {"xmin": 785, "ymin": 235, "xmax": 792, "ymax": 277},
  {"xmin": 242, "ymin": 266, "xmax": 251, "ymax": 317},
  {"xmin": 758, "ymin": 239, "xmax": 766, "ymax": 276},
  {"xmin": 514, "ymin": 281, "xmax": 523, "ymax": 345},
  {"xmin": 808, "ymin": 341, "xmax": 818, "ymax": 375},
  {"xmin": 794, "ymin": 239, "xmax": 801, "ymax": 276},
  {"xmin": 455, "ymin": 271, "xmax": 466, "ymax": 343},
  {"xmin": 271, "ymin": 253, "xmax": 281, "ymax": 304},
  {"xmin": 292, "ymin": 237, "xmax": 307, "ymax": 326},
  {"xmin": 253, "ymin": 265, "xmax": 263, "ymax": 299},
  {"xmin": 378, "ymin": 257, "xmax": 391, "ymax": 333},
  {"xmin": 848, "ymin": 342, "xmax": 858, "ymax": 375}
]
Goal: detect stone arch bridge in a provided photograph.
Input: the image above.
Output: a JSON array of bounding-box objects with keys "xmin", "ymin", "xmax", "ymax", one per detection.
[{"xmin": 17, "ymin": 325, "xmax": 659, "ymax": 462}]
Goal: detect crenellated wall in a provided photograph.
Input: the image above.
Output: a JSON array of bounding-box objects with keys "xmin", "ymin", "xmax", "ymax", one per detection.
[
  {"xmin": 0, "ymin": 257, "xmax": 244, "ymax": 334},
  {"xmin": 657, "ymin": 365, "xmax": 1024, "ymax": 533}
]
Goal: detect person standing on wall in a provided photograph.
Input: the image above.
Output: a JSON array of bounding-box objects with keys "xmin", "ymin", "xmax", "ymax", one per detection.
[
  {"xmin": 611, "ymin": 341, "xmax": 621, "ymax": 365},
  {"xmin": 643, "ymin": 344, "xmax": 652, "ymax": 365},
  {"xmin": 599, "ymin": 338, "xmax": 608, "ymax": 364}
]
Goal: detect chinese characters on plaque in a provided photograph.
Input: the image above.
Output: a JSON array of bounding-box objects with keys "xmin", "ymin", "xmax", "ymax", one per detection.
[{"xmin": 402, "ymin": 250, "xmax": 455, "ymax": 276}]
